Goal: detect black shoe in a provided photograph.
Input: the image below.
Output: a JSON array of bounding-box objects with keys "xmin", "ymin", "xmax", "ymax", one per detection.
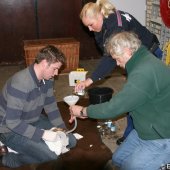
[{"xmin": 116, "ymin": 136, "xmax": 125, "ymax": 145}]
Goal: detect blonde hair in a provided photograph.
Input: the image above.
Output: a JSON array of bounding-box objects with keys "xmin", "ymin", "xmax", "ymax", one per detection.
[
  {"xmin": 105, "ymin": 32, "xmax": 141, "ymax": 56},
  {"xmin": 80, "ymin": 0, "xmax": 116, "ymax": 19}
]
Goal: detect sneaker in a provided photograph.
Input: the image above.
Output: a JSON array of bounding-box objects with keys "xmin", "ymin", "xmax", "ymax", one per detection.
[{"xmin": 116, "ymin": 136, "xmax": 125, "ymax": 145}]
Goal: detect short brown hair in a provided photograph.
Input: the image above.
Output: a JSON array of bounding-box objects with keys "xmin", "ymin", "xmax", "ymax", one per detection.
[{"xmin": 35, "ymin": 45, "xmax": 66, "ymax": 65}]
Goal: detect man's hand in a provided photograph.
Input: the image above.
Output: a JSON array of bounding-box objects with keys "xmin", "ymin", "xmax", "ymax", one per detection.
[
  {"xmin": 50, "ymin": 127, "xmax": 66, "ymax": 132},
  {"xmin": 69, "ymin": 115, "xmax": 77, "ymax": 124},
  {"xmin": 69, "ymin": 105, "xmax": 88, "ymax": 123}
]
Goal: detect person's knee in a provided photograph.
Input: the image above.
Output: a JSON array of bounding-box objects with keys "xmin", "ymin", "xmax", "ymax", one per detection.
[
  {"xmin": 121, "ymin": 159, "xmax": 140, "ymax": 170},
  {"xmin": 112, "ymin": 152, "xmax": 140, "ymax": 169},
  {"xmin": 41, "ymin": 152, "xmax": 57, "ymax": 162},
  {"xmin": 68, "ymin": 133, "xmax": 77, "ymax": 148},
  {"xmin": 112, "ymin": 153, "xmax": 121, "ymax": 167}
]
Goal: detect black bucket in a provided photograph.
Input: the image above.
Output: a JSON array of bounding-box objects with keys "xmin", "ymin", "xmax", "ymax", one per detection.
[{"xmin": 88, "ymin": 87, "xmax": 113, "ymax": 104}]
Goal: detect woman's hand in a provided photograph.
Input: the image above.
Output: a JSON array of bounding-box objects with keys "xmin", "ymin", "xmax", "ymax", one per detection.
[{"xmin": 74, "ymin": 78, "xmax": 93, "ymax": 93}]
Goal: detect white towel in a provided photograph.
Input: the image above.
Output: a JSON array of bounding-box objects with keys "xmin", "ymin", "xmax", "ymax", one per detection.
[
  {"xmin": 43, "ymin": 131, "xmax": 69, "ymax": 155},
  {"xmin": 0, "ymin": 130, "xmax": 70, "ymax": 156}
]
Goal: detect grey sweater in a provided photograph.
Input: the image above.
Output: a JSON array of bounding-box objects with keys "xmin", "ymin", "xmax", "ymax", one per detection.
[{"xmin": 0, "ymin": 64, "xmax": 65, "ymax": 142}]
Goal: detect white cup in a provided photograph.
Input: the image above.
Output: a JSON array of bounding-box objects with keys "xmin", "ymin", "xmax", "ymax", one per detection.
[{"xmin": 77, "ymin": 89, "xmax": 85, "ymax": 96}]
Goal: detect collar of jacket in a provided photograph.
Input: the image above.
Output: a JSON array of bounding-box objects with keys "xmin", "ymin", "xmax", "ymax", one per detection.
[
  {"xmin": 29, "ymin": 64, "xmax": 45, "ymax": 87},
  {"xmin": 125, "ymin": 45, "xmax": 150, "ymax": 74}
]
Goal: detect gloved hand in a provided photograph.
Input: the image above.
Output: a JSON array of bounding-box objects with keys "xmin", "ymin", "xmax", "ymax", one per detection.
[
  {"xmin": 50, "ymin": 127, "xmax": 66, "ymax": 132},
  {"xmin": 43, "ymin": 130, "xmax": 69, "ymax": 155},
  {"xmin": 42, "ymin": 130, "xmax": 58, "ymax": 142}
]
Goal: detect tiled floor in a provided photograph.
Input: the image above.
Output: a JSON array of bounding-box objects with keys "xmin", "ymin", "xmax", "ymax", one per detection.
[{"xmin": 0, "ymin": 59, "xmax": 127, "ymax": 168}]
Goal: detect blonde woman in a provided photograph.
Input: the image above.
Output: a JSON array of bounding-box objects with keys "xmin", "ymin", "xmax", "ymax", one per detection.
[{"xmin": 76, "ymin": 0, "xmax": 162, "ymax": 145}]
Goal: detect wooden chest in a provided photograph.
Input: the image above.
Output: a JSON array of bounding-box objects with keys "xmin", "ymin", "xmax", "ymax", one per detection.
[{"xmin": 24, "ymin": 38, "xmax": 80, "ymax": 73}]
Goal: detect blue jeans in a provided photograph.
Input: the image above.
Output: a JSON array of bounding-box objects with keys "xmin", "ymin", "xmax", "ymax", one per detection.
[
  {"xmin": 112, "ymin": 130, "xmax": 170, "ymax": 170},
  {"xmin": 0, "ymin": 114, "xmax": 77, "ymax": 168}
]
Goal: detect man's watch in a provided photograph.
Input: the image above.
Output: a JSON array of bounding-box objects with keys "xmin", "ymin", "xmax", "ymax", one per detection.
[{"xmin": 80, "ymin": 107, "xmax": 84, "ymax": 117}]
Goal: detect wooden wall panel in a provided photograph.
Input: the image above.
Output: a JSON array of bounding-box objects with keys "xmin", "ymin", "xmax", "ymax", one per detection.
[
  {"xmin": 0, "ymin": 0, "xmax": 37, "ymax": 63},
  {"xmin": 38, "ymin": 0, "xmax": 81, "ymax": 38},
  {"xmin": 0, "ymin": 0, "xmax": 100, "ymax": 64},
  {"xmin": 37, "ymin": 0, "xmax": 100, "ymax": 59}
]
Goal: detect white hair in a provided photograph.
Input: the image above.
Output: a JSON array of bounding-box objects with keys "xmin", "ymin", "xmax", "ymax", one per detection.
[{"xmin": 106, "ymin": 31, "xmax": 141, "ymax": 56}]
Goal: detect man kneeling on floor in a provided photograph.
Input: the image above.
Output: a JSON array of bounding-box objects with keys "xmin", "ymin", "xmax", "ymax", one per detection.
[
  {"xmin": 0, "ymin": 45, "xmax": 77, "ymax": 168},
  {"xmin": 69, "ymin": 31, "xmax": 170, "ymax": 170}
]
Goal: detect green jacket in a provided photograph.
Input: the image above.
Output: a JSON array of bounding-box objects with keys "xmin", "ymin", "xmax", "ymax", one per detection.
[{"xmin": 87, "ymin": 46, "xmax": 170, "ymax": 140}]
